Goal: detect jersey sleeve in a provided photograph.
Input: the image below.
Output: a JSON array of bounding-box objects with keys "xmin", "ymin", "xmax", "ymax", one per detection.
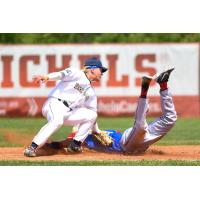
[
  {"xmin": 60, "ymin": 67, "xmax": 80, "ymax": 81},
  {"xmin": 47, "ymin": 72, "xmax": 62, "ymax": 80}
]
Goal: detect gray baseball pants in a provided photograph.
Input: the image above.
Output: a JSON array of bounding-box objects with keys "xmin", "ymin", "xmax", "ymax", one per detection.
[{"xmin": 120, "ymin": 89, "xmax": 177, "ymax": 153}]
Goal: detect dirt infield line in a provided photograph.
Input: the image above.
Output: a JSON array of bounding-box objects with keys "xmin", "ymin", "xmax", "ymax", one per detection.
[{"xmin": 0, "ymin": 146, "xmax": 200, "ymax": 161}]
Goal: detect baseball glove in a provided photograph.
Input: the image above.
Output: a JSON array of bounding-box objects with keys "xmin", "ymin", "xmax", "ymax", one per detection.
[{"xmin": 93, "ymin": 131, "xmax": 113, "ymax": 146}]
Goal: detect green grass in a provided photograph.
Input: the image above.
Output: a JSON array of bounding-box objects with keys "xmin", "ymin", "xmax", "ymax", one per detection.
[
  {"xmin": 0, "ymin": 160, "xmax": 200, "ymax": 166},
  {"xmin": 0, "ymin": 117, "xmax": 200, "ymax": 147},
  {"xmin": 0, "ymin": 117, "xmax": 200, "ymax": 165},
  {"xmin": 155, "ymin": 118, "xmax": 200, "ymax": 145}
]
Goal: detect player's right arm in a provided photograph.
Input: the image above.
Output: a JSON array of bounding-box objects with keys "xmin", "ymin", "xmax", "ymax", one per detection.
[{"xmin": 33, "ymin": 67, "xmax": 78, "ymax": 84}]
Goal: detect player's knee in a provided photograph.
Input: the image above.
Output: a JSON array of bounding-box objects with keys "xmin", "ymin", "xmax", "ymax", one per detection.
[
  {"xmin": 86, "ymin": 111, "xmax": 97, "ymax": 122},
  {"xmin": 50, "ymin": 119, "xmax": 64, "ymax": 127},
  {"xmin": 90, "ymin": 112, "xmax": 97, "ymax": 121},
  {"xmin": 134, "ymin": 122, "xmax": 146, "ymax": 131}
]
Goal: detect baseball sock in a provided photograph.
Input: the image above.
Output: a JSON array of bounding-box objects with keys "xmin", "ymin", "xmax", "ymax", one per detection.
[
  {"xmin": 73, "ymin": 139, "xmax": 82, "ymax": 146},
  {"xmin": 31, "ymin": 142, "xmax": 38, "ymax": 149},
  {"xmin": 159, "ymin": 82, "xmax": 168, "ymax": 91}
]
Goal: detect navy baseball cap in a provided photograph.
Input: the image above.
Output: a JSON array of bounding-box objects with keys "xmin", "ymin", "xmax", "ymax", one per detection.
[{"xmin": 84, "ymin": 57, "xmax": 108, "ymax": 73}]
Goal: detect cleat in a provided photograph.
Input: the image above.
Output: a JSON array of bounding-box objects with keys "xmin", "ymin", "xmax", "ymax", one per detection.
[
  {"xmin": 153, "ymin": 67, "xmax": 175, "ymax": 83},
  {"xmin": 66, "ymin": 141, "xmax": 83, "ymax": 153},
  {"xmin": 66, "ymin": 145, "xmax": 83, "ymax": 153},
  {"xmin": 24, "ymin": 146, "xmax": 37, "ymax": 157},
  {"xmin": 141, "ymin": 75, "xmax": 153, "ymax": 89}
]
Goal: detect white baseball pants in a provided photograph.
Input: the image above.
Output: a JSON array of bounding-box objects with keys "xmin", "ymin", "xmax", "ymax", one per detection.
[
  {"xmin": 33, "ymin": 97, "xmax": 97, "ymax": 147},
  {"xmin": 120, "ymin": 89, "xmax": 177, "ymax": 153}
]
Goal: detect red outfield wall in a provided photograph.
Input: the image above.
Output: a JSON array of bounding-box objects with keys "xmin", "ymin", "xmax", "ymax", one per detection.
[
  {"xmin": 0, "ymin": 44, "xmax": 199, "ymax": 117},
  {"xmin": 0, "ymin": 96, "xmax": 199, "ymax": 117}
]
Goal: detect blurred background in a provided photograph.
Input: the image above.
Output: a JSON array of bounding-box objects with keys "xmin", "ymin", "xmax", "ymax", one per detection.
[
  {"xmin": 0, "ymin": 33, "xmax": 199, "ymax": 117},
  {"xmin": 0, "ymin": 33, "xmax": 199, "ymax": 146}
]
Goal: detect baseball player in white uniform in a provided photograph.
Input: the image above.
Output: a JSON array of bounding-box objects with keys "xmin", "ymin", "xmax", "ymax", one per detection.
[{"xmin": 24, "ymin": 57, "xmax": 108, "ymax": 157}]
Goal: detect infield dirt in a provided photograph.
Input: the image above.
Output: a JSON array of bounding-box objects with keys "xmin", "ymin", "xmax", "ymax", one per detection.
[{"xmin": 0, "ymin": 146, "xmax": 200, "ymax": 161}]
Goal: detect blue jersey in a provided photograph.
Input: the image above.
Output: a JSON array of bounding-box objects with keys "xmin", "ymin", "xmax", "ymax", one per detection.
[{"xmin": 85, "ymin": 129, "xmax": 123, "ymax": 152}]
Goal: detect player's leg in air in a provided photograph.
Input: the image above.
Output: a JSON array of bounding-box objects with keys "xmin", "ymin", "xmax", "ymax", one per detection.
[{"xmin": 120, "ymin": 67, "xmax": 177, "ymax": 153}]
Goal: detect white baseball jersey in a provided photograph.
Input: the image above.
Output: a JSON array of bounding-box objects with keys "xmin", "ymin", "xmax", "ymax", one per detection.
[
  {"xmin": 33, "ymin": 67, "xmax": 98, "ymax": 146},
  {"xmin": 48, "ymin": 67, "xmax": 97, "ymax": 111}
]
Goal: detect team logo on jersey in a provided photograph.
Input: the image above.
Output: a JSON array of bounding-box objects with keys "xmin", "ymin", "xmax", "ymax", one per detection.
[
  {"xmin": 61, "ymin": 69, "xmax": 72, "ymax": 78},
  {"xmin": 74, "ymin": 83, "xmax": 84, "ymax": 93},
  {"xmin": 65, "ymin": 69, "xmax": 72, "ymax": 75},
  {"xmin": 74, "ymin": 83, "xmax": 90, "ymax": 101}
]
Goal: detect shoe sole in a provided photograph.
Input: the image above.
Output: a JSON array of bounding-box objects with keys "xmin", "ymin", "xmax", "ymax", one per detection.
[
  {"xmin": 65, "ymin": 147, "xmax": 83, "ymax": 154},
  {"xmin": 142, "ymin": 75, "xmax": 153, "ymax": 81},
  {"xmin": 153, "ymin": 67, "xmax": 175, "ymax": 82},
  {"xmin": 141, "ymin": 75, "xmax": 153, "ymax": 87},
  {"xmin": 24, "ymin": 151, "xmax": 37, "ymax": 157}
]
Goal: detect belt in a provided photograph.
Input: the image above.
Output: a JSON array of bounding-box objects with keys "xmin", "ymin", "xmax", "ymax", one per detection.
[{"xmin": 58, "ymin": 98, "xmax": 72, "ymax": 111}]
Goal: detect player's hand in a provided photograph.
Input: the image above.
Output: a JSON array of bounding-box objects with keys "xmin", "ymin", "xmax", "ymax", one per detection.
[{"xmin": 33, "ymin": 75, "xmax": 49, "ymax": 84}]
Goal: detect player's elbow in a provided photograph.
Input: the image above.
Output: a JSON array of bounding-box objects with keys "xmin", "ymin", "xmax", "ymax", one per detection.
[{"xmin": 134, "ymin": 123, "xmax": 146, "ymax": 132}]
